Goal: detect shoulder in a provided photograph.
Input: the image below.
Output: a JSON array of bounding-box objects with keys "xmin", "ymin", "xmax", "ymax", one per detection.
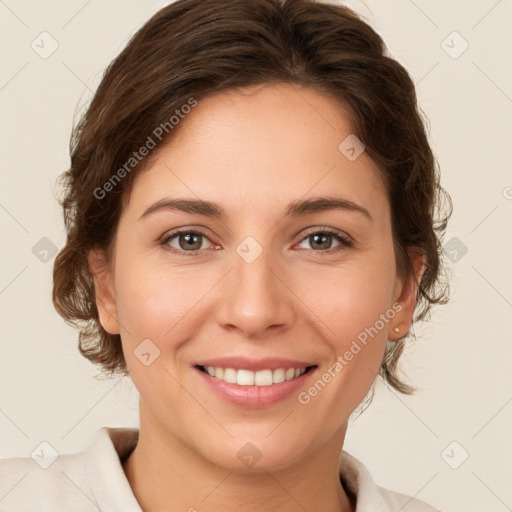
[
  {"xmin": 0, "ymin": 427, "xmax": 140, "ymax": 512},
  {"xmin": 0, "ymin": 450, "xmax": 93, "ymax": 511},
  {"xmin": 339, "ymin": 451, "xmax": 442, "ymax": 512},
  {"xmin": 377, "ymin": 485, "xmax": 442, "ymax": 512}
]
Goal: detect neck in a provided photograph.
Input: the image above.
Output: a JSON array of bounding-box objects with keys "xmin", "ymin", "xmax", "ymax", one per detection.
[{"xmin": 122, "ymin": 404, "xmax": 355, "ymax": 512}]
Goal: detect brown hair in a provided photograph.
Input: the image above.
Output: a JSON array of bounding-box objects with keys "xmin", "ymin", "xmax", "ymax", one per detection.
[{"xmin": 52, "ymin": 0, "xmax": 452, "ymax": 393}]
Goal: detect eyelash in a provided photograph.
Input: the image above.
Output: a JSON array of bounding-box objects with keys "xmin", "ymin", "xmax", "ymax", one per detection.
[{"xmin": 160, "ymin": 227, "xmax": 354, "ymax": 257}]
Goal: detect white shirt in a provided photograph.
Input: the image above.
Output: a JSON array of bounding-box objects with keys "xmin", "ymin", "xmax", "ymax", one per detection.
[{"xmin": 0, "ymin": 427, "xmax": 440, "ymax": 511}]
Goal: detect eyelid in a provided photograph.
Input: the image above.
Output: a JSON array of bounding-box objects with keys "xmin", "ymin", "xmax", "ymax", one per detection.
[
  {"xmin": 298, "ymin": 226, "xmax": 353, "ymax": 244},
  {"xmin": 160, "ymin": 227, "xmax": 218, "ymax": 254}
]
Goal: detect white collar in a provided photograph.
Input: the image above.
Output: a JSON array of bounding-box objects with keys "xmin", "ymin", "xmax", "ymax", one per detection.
[{"xmin": 85, "ymin": 426, "xmax": 436, "ymax": 512}]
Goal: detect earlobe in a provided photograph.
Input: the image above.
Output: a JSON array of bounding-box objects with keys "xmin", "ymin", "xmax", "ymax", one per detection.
[
  {"xmin": 391, "ymin": 249, "xmax": 426, "ymax": 339},
  {"xmin": 87, "ymin": 249, "xmax": 120, "ymax": 335}
]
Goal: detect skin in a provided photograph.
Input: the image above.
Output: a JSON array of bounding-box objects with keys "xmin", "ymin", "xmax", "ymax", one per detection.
[{"xmin": 89, "ymin": 82, "xmax": 424, "ymax": 512}]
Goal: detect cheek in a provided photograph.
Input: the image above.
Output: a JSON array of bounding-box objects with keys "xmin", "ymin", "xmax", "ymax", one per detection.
[
  {"xmin": 301, "ymin": 259, "xmax": 395, "ymax": 392},
  {"xmin": 114, "ymin": 267, "xmax": 204, "ymax": 396},
  {"xmin": 307, "ymin": 257, "xmax": 395, "ymax": 339},
  {"xmin": 113, "ymin": 256, "xmax": 220, "ymax": 357}
]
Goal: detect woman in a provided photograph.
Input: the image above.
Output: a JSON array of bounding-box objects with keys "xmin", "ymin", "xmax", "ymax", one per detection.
[{"xmin": 0, "ymin": 0, "xmax": 451, "ymax": 510}]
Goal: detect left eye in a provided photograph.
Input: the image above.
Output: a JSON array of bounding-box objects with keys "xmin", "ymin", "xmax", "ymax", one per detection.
[{"xmin": 296, "ymin": 230, "xmax": 352, "ymax": 252}]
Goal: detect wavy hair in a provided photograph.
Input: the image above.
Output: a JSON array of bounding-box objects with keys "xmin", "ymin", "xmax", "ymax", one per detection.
[{"xmin": 52, "ymin": 0, "xmax": 452, "ymax": 393}]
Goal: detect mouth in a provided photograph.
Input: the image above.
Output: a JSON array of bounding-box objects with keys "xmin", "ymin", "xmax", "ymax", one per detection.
[
  {"xmin": 193, "ymin": 358, "xmax": 319, "ymax": 408},
  {"xmin": 195, "ymin": 364, "xmax": 317, "ymax": 386}
]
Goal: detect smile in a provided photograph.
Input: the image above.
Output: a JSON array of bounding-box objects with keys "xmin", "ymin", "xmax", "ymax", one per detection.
[
  {"xmin": 193, "ymin": 357, "xmax": 318, "ymax": 407},
  {"xmin": 197, "ymin": 365, "xmax": 315, "ymax": 386}
]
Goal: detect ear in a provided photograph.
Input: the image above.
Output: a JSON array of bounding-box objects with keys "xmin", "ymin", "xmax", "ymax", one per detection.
[
  {"xmin": 87, "ymin": 248, "xmax": 120, "ymax": 335},
  {"xmin": 390, "ymin": 247, "xmax": 425, "ymax": 340}
]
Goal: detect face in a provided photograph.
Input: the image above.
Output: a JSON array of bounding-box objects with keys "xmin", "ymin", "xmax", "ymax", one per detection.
[{"xmin": 90, "ymin": 83, "xmax": 421, "ymax": 472}]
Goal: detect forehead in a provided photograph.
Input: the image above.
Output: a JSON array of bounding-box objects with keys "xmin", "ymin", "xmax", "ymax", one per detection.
[{"xmin": 125, "ymin": 83, "xmax": 389, "ymax": 223}]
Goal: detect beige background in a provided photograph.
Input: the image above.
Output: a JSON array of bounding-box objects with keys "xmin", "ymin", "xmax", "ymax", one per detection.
[{"xmin": 1, "ymin": 1, "xmax": 511, "ymax": 510}]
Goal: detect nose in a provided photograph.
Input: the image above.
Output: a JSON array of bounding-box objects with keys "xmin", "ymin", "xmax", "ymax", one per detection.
[{"xmin": 214, "ymin": 247, "xmax": 297, "ymax": 338}]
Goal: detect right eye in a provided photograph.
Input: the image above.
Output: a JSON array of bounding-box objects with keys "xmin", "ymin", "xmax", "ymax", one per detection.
[{"xmin": 161, "ymin": 229, "xmax": 217, "ymax": 256}]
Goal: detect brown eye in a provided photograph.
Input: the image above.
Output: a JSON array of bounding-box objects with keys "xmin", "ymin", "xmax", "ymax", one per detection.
[
  {"xmin": 296, "ymin": 229, "xmax": 353, "ymax": 253},
  {"xmin": 309, "ymin": 233, "xmax": 336, "ymax": 250},
  {"xmin": 162, "ymin": 230, "xmax": 214, "ymax": 254}
]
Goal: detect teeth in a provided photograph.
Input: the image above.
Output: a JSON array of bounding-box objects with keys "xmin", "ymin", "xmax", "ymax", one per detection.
[
  {"xmin": 237, "ymin": 369, "xmax": 255, "ymax": 386},
  {"xmin": 273, "ymin": 368, "xmax": 285, "ymax": 384},
  {"xmin": 223, "ymin": 368, "xmax": 237, "ymax": 383},
  {"xmin": 203, "ymin": 366, "xmax": 308, "ymax": 386}
]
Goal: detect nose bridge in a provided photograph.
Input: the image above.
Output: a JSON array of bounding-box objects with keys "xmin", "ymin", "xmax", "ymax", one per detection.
[{"xmin": 215, "ymin": 237, "xmax": 294, "ymax": 336}]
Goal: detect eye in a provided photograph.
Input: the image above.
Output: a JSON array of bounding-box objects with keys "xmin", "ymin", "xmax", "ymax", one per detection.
[
  {"xmin": 161, "ymin": 229, "xmax": 217, "ymax": 256},
  {"xmin": 295, "ymin": 228, "xmax": 353, "ymax": 253}
]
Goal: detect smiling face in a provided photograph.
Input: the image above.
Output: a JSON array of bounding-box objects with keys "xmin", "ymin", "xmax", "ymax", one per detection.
[{"xmin": 89, "ymin": 82, "xmax": 421, "ymax": 473}]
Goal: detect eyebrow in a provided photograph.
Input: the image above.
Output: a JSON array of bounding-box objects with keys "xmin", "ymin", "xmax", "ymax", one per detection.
[{"xmin": 138, "ymin": 196, "xmax": 372, "ymax": 222}]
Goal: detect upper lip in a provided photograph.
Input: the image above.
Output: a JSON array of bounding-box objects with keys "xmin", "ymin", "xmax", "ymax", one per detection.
[{"xmin": 194, "ymin": 357, "xmax": 316, "ymax": 372}]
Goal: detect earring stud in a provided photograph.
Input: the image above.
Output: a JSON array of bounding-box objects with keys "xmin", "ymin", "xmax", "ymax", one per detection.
[{"xmin": 393, "ymin": 326, "xmax": 400, "ymax": 333}]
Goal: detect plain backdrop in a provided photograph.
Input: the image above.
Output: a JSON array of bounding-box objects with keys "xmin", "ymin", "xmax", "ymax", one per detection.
[{"xmin": 1, "ymin": 1, "xmax": 511, "ymax": 511}]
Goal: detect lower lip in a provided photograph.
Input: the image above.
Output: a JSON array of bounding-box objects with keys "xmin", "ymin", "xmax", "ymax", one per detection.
[{"xmin": 194, "ymin": 366, "xmax": 317, "ymax": 408}]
